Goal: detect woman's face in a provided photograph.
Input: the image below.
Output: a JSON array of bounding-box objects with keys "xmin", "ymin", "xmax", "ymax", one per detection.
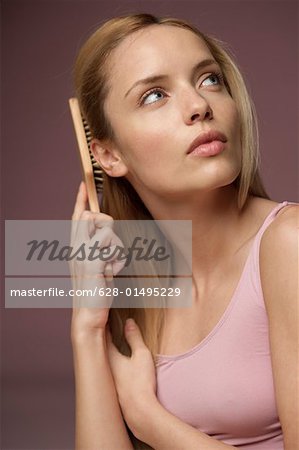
[{"xmin": 102, "ymin": 25, "xmax": 242, "ymax": 201}]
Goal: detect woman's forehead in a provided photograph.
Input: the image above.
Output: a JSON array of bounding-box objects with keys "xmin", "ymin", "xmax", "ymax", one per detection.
[{"xmin": 107, "ymin": 25, "xmax": 214, "ymax": 82}]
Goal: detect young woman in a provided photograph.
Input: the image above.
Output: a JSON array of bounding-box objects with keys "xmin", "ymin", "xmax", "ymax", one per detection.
[{"xmin": 70, "ymin": 14, "xmax": 298, "ymax": 450}]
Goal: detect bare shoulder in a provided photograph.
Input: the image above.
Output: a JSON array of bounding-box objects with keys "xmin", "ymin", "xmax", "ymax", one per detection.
[
  {"xmin": 259, "ymin": 202, "xmax": 298, "ymax": 312},
  {"xmin": 261, "ymin": 203, "xmax": 298, "ymax": 252},
  {"xmin": 239, "ymin": 196, "xmax": 285, "ymax": 245},
  {"xmin": 269, "ymin": 202, "xmax": 299, "ymax": 226}
]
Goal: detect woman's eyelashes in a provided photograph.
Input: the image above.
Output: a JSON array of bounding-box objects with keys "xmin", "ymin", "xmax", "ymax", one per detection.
[
  {"xmin": 138, "ymin": 72, "xmax": 224, "ymax": 107},
  {"xmin": 140, "ymin": 88, "xmax": 167, "ymax": 106},
  {"xmin": 201, "ymin": 71, "xmax": 224, "ymax": 87}
]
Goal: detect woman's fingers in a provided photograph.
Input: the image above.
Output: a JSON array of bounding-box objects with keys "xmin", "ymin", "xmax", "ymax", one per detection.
[
  {"xmin": 89, "ymin": 227, "xmax": 126, "ymax": 275},
  {"xmin": 72, "ymin": 181, "xmax": 89, "ymax": 220},
  {"xmin": 124, "ymin": 319, "xmax": 145, "ymax": 352},
  {"xmin": 71, "ymin": 204, "xmax": 125, "ymax": 283},
  {"xmin": 70, "ymin": 183, "xmax": 118, "ymax": 332},
  {"xmin": 104, "ymin": 262, "xmax": 114, "ymax": 282},
  {"xmin": 70, "ymin": 181, "xmax": 89, "ymax": 248},
  {"xmin": 70, "ymin": 181, "xmax": 125, "ymax": 299}
]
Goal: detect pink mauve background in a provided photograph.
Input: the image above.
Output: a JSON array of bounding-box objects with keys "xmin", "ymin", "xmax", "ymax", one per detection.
[{"xmin": 1, "ymin": 0, "xmax": 298, "ymax": 449}]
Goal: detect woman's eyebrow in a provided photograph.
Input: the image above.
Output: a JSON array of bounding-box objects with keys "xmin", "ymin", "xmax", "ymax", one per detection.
[{"xmin": 124, "ymin": 58, "xmax": 219, "ymax": 98}]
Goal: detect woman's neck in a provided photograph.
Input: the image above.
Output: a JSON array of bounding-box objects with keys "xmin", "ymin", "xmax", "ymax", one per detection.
[{"xmin": 144, "ymin": 184, "xmax": 252, "ymax": 285}]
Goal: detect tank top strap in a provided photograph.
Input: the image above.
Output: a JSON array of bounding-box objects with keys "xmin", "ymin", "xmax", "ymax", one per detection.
[
  {"xmin": 255, "ymin": 201, "xmax": 295, "ymax": 237},
  {"xmin": 249, "ymin": 200, "xmax": 298, "ymax": 309}
]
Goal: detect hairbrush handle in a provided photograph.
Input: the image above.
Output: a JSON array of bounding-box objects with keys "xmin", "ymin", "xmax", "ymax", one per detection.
[{"xmin": 68, "ymin": 97, "xmax": 100, "ymax": 213}]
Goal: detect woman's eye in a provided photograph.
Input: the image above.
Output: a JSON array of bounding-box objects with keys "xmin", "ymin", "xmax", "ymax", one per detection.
[
  {"xmin": 141, "ymin": 89, "xmax": 166, "ymax": 105},
  {"xmin": 201, "ymin": 73, "xmax": 223, "ymax": 87}
]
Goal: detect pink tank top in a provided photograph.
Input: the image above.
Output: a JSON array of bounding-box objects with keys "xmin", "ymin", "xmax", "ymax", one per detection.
[{"xmin": 156, "ymin": 201, "xmax": 297, "ymax": 449}]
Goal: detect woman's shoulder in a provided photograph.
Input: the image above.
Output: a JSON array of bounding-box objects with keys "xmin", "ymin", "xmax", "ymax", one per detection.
[
  {"xmin": 262, "ymin": 201, "xmax": 298, "ymax": 247},
  {"xmin": 252, "ymin": 195, "xmax": 298, "ymax": 230},
  {"xmin": 239, "ymin": 196, "xmax": 280, "ymax": 242},
  {"xmin": 256, "ymin": 195, "xmax": 298, "ymax": 268},
  {"xmin": 237, "ymin": 195, "xmax": 297, "ymax": 253},
  {"xmin": 246, "ymin": 195, "xmax": 279, "ymax": 217},
  {"xmin": 246, "ymin": 195, "xmax": 298, "ymax": 229}
]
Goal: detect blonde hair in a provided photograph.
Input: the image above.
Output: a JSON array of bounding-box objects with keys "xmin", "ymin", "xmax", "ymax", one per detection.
[{"xmin": 73, "ymin": 13, "xmax": 270, "ymax": 357}]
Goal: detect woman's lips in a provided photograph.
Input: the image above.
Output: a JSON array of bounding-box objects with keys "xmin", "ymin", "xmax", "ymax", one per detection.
[
  {"xmin": 188, "ymin": 140, "xmax": 225, "ymax": 157},
  {"xmin": 187, "ymin": 130, "xmax": 227, "ymax": 157}
]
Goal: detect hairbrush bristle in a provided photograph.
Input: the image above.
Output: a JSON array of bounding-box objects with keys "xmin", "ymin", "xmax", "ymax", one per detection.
[{"xmin": 82, "ymin": 117, "xmax": 104, "ymax": 193}]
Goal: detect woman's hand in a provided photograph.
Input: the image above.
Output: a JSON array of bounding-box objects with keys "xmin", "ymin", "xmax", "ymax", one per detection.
[
  {"xmin": 70, "ymin": 181, "xmax": 125, "ymax": 341},
  {"xmin": 107, "ymin": 319, "xmax": 238, "ymax": 449},
  {"xmin": 106, "ymin": 318, "xmax": 158, "ymax": 437}
]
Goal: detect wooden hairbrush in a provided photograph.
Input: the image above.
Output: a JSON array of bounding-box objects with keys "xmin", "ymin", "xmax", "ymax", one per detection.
[
  {"xmin": 68, "ymin": 97, "xmax": 103, "ymax": 213},
  {"xmin": 69, "ymin": 98, "xmax": 115, "ymax": 280}
]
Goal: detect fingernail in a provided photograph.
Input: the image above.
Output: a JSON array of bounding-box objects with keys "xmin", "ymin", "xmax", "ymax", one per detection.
[
  {"xmin": 105, "ymin": 268, "xmax": 113, "ymax": 282},
  {"xmin": 126, "ymin": 318, "xmax": 135, "ymax": 330}
]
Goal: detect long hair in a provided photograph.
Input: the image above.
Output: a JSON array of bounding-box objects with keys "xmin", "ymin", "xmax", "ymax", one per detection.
[{"xmin": 73, "ymin": 12, "xmax": 270, "ymax": 357}]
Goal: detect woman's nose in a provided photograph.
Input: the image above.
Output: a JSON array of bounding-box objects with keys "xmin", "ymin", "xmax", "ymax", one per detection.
[{"xmin": 181, "ymin": 89, "xmax": 213, "ymax": 125}]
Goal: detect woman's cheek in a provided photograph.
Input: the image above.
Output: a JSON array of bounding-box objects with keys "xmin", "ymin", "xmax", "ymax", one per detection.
[
  {"xmin": 117, "ymin": 128, "xmax": 167, "ymax": 167},
  {"xmin": 125, "ymin": 119, "xmax": 170, "ymax": 156}
]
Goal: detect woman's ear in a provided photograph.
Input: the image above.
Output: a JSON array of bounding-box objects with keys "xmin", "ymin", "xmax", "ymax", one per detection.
[{"xmin": 90, "ymin": 138, "xmax": 128, "ymax": 177}]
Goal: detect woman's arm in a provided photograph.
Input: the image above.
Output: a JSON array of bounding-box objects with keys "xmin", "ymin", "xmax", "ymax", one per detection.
[
  {"xmin": 134, "ymin": 397, "xmax": 236, "ymax": 449},
  {"xmin": 70, "ymin": 182, "xmax": 133, "ymax": 449},
  {"xmin": 260, "ymin": 205, "xmax": 299, "ymax": 450},
  {"xmin": 72, "ymin": 329, "xmax": 134, "ymax": 450},
  {"xmin": 107, "ymin": 320, "xmax": 237, "ymax": 449}
]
